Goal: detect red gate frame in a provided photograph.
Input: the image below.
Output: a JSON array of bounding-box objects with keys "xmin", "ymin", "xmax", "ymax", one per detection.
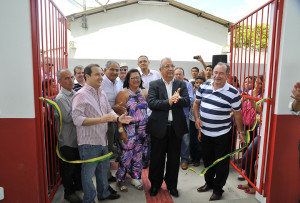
[
  {"xmin": 229, "ymin": 0, "xmax": 284, "ymax": 196},
  {"xmin": 30, "ymin": 0, "xmax": 68, "ymax": 201}
]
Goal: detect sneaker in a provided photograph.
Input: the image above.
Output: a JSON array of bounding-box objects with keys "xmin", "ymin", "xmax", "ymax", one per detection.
[{"xmin": 64, "ymin": 193, "xmax": 82, "ymax": 203}]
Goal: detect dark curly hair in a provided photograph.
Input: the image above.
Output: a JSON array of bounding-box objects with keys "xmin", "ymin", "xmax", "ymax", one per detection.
[{"xmin": 123, "ymin": 69, "xmax": 144, "ymax": 89}]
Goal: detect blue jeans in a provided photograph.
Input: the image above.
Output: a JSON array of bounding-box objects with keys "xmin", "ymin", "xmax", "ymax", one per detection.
[
  {"xmin": 242, "ymin": 136, "xmax": 259, "ymax": 187},
  {"xmin": 78, "ymin": 145, "xmax": 110, "ymax": 203},
  {"xmin": 181, "ymin": 117, "xmax": 190, "ymax": 163}
]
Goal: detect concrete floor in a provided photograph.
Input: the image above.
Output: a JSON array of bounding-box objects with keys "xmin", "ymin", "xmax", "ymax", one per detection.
[{"xmin": 51, "ymin": 159, "xmax": 259, "ymax": 203}]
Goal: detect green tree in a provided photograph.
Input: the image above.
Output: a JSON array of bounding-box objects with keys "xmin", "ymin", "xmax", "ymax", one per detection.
[{"xmin": 231, "ymin": 23, "xmax": 269, "ymax": 50}]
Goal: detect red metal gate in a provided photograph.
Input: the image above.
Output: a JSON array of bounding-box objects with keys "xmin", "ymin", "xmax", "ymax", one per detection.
[
  {"xmin": 30, "ymin": 0, "xmax": 68, "ymax": 201},
  {"xmin": 229, "ymin": 0, "xmax": 284, "ymax": 196}
]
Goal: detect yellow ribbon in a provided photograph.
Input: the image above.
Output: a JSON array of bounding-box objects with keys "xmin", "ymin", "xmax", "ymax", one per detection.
[
  {"xmin": 186, "ymin": 97, "xmax": 271, "ymax": 176},
  {"xmin": 39, "ymin": 97, "xmax": 113, "ymax": 163}
]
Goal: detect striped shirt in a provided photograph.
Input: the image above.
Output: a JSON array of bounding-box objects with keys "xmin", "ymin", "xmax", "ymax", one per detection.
[
  {"xmin": 71, "ymin": 83, "xmax": 116, "ymax": 146},
  {"xmin": 195, "ymin": 81, "xmax": 241, "ymax": 137},
  {"xmin": 73, "ymin": 82, "xmax": 84, "ymax": 92}
]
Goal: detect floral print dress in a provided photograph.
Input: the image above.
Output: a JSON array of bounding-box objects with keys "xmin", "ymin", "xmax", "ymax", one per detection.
[{"xmin": 116, "ymin": 88, "xmax": 149, "ymax": 182}]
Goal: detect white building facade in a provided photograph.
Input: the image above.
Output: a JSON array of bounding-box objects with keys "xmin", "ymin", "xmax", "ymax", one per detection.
[{"xmin": 67, "ymin": 2, "xmax": 230, "ymax": 79}]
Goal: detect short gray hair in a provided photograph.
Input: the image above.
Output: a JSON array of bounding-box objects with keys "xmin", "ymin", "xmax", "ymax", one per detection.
[
  {"xmin": 56, "ymin": 68, "xmax": 71, "ymax": 80},
  {"xmin": 105, "ymin": 60, "xmax": 120, "ymax": 69},
  {"xmin": 160, "ymin": 57, "xmax": 172, "ymax": 69},
  {"xmin": 215, "ymin": 62, "xmax": 230, "ymax": 74}
]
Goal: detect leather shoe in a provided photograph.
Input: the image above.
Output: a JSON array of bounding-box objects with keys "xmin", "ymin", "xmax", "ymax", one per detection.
[
  {"xmin": 209, "ymin": 193, "xmax": 221, "ymax": 201},
  {"xmin": 108, "ymin": 185, "xmax": 117, "ymax": 194},
  {"xmin": 197, "ymin": 184, "xmax": 211, "ymax": 192},
  {"xmin": 64, "ymin": 193, "xmax": 82, "ymax": 203},
  {"xmin": 149, "ymin": 187, "xmax": 159, "ymax": 196},
  {"xmin": 99, "ymin": 193, "xmax": 120, "ymax": 200},
  {"xmin": 169, "ymin": 188, "xmax": 179, "ymax": 197},
  {"xmin": 108, "ymin": 176, "xmax": 117, "ymax": 182},
  {"xmin": 181, "ymin": 162, "xmax": 188, "ymax": 170}
]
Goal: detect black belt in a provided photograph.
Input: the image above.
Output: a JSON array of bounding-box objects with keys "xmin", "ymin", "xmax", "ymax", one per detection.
[{"xmin": 167, "ymin": 121, "xmax": 173, "ymax": 126}]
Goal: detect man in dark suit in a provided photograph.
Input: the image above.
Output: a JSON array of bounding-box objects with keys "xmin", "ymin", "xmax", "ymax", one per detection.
[{"xmin": 147, "ymin": 57, "xmax": 190, "ymax": 197}]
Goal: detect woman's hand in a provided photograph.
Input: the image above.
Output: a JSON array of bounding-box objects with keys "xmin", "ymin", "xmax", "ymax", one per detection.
[{"xmin": 118, "ymin": 114, "xmax": 132, "ymax": 124}]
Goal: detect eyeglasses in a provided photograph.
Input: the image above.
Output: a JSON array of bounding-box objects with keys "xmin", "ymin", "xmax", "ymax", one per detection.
[
  {"xmin": 138, "ymin": 60, "xmax": 148, "ymax": 64},
  {"xmin": 130, "ymin": 76, "xmax": 141, "ymax": 80},
  {"xmin": 164, "ymin": 64, "xmax": 175, "ymax": 69},
  {"xmin": 120, "ymin": 68, "xmax": 128, "ymax": 72}
]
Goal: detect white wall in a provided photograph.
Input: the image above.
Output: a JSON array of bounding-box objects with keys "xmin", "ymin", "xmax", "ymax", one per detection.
[
  {"xmin": 274, "ymin": 0, "xmax": 300, "ymax": 115},
  {"xmin": 68, "ymin": 3, "xmax": 228, "ymax": 62},
  {"xmin": 0, "ymin": 0, "xmax": 35, "ymax": 118}
]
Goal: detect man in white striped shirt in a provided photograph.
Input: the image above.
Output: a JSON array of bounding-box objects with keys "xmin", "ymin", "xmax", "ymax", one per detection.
[
  {"xmin": 193, "ymin": 62, "xmax": 245, "ymax": 201},
  {"xmin": 72, "ymin": 64, "xmax": 132, "ymax": 202}
]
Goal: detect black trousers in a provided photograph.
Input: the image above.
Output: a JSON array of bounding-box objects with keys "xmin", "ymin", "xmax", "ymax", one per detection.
[
  {"xmin": 148, "ymin": 125, "xmax": 182, "ymax": 189},
  {"xmin": 189, "ymin": 120, "xmax": 202, "ymax": 162},
  {"xmin": 60, "ymin": 146, "xmax": 82, "ymax": 195},
  {"xmin": 202, "ymin": 129, "xmax": 232, "ymax": 196}
]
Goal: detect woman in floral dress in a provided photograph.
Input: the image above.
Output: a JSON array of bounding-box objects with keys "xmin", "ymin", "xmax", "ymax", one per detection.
[{"xmin": 115, "ymin": 69, "xmax": 148, "ymax": 192}]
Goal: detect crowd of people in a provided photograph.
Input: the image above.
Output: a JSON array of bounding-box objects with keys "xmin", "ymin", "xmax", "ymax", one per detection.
[{"xmin": 43, "ymin": 55, "xmax": 300, "ymax": 203}]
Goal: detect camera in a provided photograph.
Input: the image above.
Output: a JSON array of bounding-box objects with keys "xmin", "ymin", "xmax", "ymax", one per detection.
[{"xmin": 193, "ymin": 56, "xmax": 199, "ymax": 59}]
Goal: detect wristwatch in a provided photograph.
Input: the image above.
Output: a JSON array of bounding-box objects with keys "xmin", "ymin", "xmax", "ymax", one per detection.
[
  {"xmin": 118, "ymin": 127, "xmax": 124, "ymax": 133},
  {"xmin": 237, "ymin": 131, "xmax": 244, "ymax": 135}
]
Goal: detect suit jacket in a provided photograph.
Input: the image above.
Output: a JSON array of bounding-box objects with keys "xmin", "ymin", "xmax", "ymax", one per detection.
[{"xmin": 146, "ymin": 78, "xmax": 190, "ymax": 139}]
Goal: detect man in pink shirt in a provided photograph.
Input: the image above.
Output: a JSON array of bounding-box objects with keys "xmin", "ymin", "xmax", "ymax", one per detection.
[{"xmin": 72, "ymin": 64, "xmax": 132, "ymax": 202}]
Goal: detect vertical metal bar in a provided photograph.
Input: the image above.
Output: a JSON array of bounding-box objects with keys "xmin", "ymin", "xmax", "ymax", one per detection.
[
  {"xmin": 64, "ymin": 18, "xmax": 68, "ymax": 68},
  {"xmin": 243, "ymin": 18, "xmax": 249, "ymax": 93},
  {"xmin": 248, "ymin": 15, "xmax": 254, "ymax": 92},
  {"xmin": 258, "ymin": 5, "xmax": 270, "ymax": 191},
  {"xmin": 43, "ymin": 0, "xmax": 52, "ymax": 194},
  {"xmin": 47, "ymin": 0, "xmax": 55, "ymax": 190},
  {"xmin": 264, "ymin": 0, "xmax": 284, "ymax": 197},
  {"xmin": 230, "ymin": 25, "xmax": 235, "ymax": 158},
  {"xmin": 30, "ymin": 0, "xmax": 48, "ymax": 201},
  {"xmin": 58, "ymin": 12, "xmax": 62, "ymax": 70},
  {"xmin": 232, "ymin": 24, "xmax": 238, "ymax": 86},
  {"xmin": 39, "ymin": 0, "xmax": 50, "ymax": 198},
  {"xmin": 53, "ymin": 4, "xmax": 59, "ymax": 185},
  {"xmin": 238, "ymin": 20, "xmax": 245, "ymax": 91},
  {"xmin": 50, "ymin": 2, "xmax": 58, "ymax": 186},
  {"xmin": 251, "ymin": 8, "xmax": 265, "ymax": 190},
  {"xmin": 248, "ymin": 11, "xmax": 259, "ymax": 185},
  {"xmin": 242, "ymin": 15, "xmax": 253, "ymax": 175}
]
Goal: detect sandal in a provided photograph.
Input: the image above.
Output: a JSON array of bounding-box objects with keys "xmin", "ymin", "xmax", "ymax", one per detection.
[
  {"xmin": 131, "ymin": 179, "xmax": 143, "ymax": 191},
  {"xmin": 237, "ymin": 184, "xmax": 250, "ymax": 190},
  {"xmin": 117, "ymin": 182, "xmax": 128, "ymax": 192}
]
